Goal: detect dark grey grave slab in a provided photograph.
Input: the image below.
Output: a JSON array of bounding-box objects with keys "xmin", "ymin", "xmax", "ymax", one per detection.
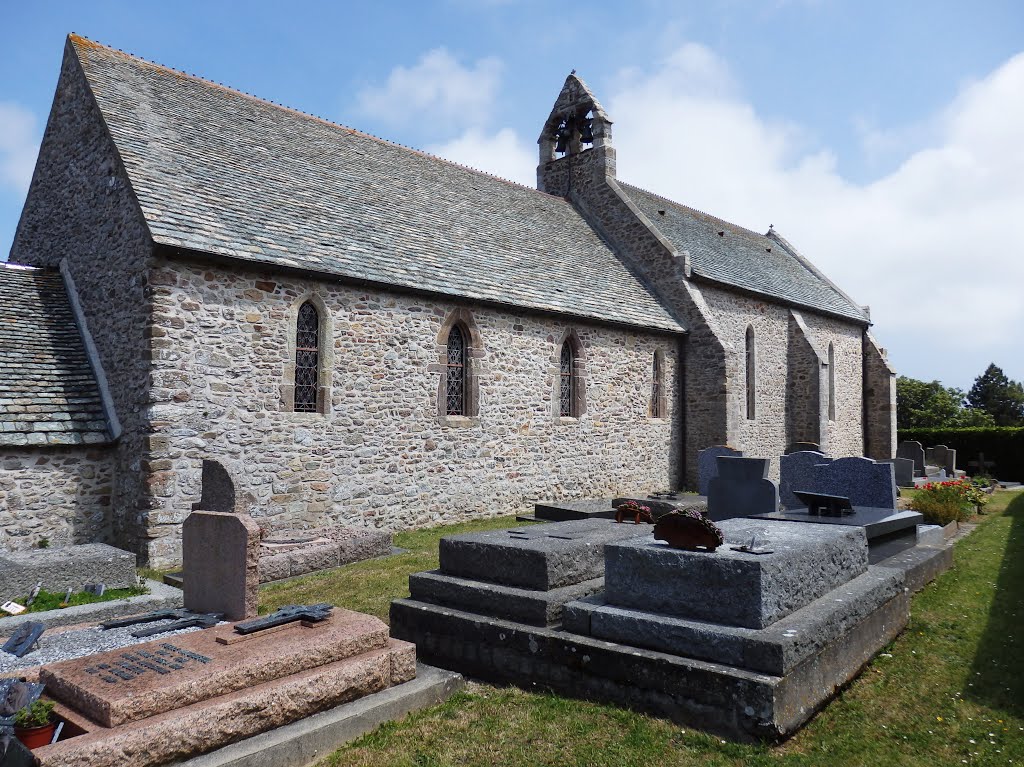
[
  {"xmin": 409, "ymin": 570, "xmax": 604, "ymax": 626},
  {"xmin": 603, "ymin": 519, "xmax": 868, "ymax": 629},
  {"xmin": 896, "ymin": 440, "xmax": 926, "ymax": 476},
  {"xmin": 0, "ymin": 544, "xmax": 137, "ymax": 602},
  {"xmin": 439, "ymin": 519, "xmax": 647, "ymax": 591},
  {"xmin": 752, "ymin": 507, "xmax": 923, "ymax": 541},
  {"xmin": 706, "ymin": 456, "xmax": 779, "ymax": 521},
  {"xmin": 779, "ymin": 451, "xmax": 832, "ymax": 510},
  {"xmin": 533, "ymin": 498, "xmax": 616, "ymax": 522},
  {"xmin": 611, "ymin": 494, "xmax": 708, "ymax": 517},
  {"xmin": 564, "ymin": 565, "xmax": 903, "ymax": 675},
  {"xmin": 697, "ymin": 445, "xmax": 743, "ymax": 496}
]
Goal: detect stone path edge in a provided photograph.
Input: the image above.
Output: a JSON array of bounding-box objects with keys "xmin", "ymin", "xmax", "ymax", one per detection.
[{"xmin": 173, "ymin": 663, "xmax": 464, "ymax": 767}]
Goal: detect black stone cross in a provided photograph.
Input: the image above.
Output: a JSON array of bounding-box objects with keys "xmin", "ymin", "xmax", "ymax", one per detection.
[{"xmin": 233, "ymin": 603, "xmax": 333, "ymax": 635}]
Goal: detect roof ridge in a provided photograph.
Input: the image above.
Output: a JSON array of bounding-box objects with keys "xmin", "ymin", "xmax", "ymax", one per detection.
[
  {"xmin": 67, "ymin": 33, "xmax": 558, "ymax": 203},
  {"xmin": 616, "ymin": 180, "xmax": 770, "ymax": 240}
]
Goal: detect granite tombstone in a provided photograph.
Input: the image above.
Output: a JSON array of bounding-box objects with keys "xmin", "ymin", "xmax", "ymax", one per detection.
[
  {"xmin": 779, "ymin": 450, "xmax": 832, "ymax": 510},
  {"xmin": 706, "ymin": 456, "xmax": 779, "ymax": 521},
  {"xmin": 896, "ymin": 441, "xmax": 926, "ymax": 476},
  {"xmin": 696, "ymin": 445, "xmax": 743, "ymax": 496}
]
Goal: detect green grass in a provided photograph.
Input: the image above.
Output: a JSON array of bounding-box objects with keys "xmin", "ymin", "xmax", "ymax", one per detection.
[
  {"xmin": 0, "ymin": 585, "xmax": 147, "ymax": 617},
  {"xmin": 261, "ymin": 492, "xmax": 1024, "ymax": 767},
  {"xmin": 259, "ymin": 515, "xmax": 539, "ymax": 620}
]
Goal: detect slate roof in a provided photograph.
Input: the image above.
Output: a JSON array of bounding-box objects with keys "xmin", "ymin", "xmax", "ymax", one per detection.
[
  {"xmin": 0, "ymin": 264, "xmax": 110, "ymax": 446},
  {"xmin": 619, "ymin": 183, "xmax": 869, "ymax": 323},
  {"xmin": 69, "ymin": 36, "xmax": 682, "ymax": 334}
]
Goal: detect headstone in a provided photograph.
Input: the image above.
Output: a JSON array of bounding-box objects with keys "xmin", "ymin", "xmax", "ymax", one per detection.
[
  {"xmin": 696, "ymin": 445, "xmax": 743, "ymax": 496},
  {"xmin": 194, "ymin": 459, "xmax": 236, "ymax": 513},
  {"xmin": 182, "ymin": 511, "xmax": 261, "ymax": 621},
  {"xmin": 820, "ymin": 456, "xmax": 898, "ymax": 510},
  {"xmin": 896, "ymin": 440, "xmax": 926, "ymax": 476},
  {"xmin": 784, "ymin": 441, "xmax": 821, "ymax": 455},
  {"xmin": 880, "ymin": 457, "xmax": 915, "ymax": 487},
  {"xmin": 779, "ymin": 450, "xmax": 833, "ymax": 510},
  {"xmin": 931, "ymin": 446, "xmax": 957, "ymax": 475},
  {"xmin": 706, "ymin": 456, "xmax": 779, "ymax": 521}
]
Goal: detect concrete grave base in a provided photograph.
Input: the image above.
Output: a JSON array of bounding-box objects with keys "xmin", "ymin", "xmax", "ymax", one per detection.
[
  {"xmin": 390, "ymin": 590, "xmax": 909, "ymax": 742},
  {"xmin": 0, "ymin": 544, "xmax": 137, "ymax": 602},
  {"xmin": 258, "ymin": 526, "xmax": 393, "ymax": 583}
]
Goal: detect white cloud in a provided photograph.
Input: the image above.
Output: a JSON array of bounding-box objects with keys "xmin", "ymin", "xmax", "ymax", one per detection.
[
  {"xmin": 355, "ymin": 48, "xmax": 502, "ymax": 131},
  {"xmin": 606, "ymin": 47, "xmax": 1024, "ymax": 389},
  {"xmin": 426, "ymin": 127, "xmax": 535, "ymax": 187},
  {"xmin": 0, "ymin": 102, "xmax": 39, "ymax": 193}
]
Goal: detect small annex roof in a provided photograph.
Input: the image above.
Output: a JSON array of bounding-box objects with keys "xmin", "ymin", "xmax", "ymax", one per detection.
[
  {"xmin": 0, "ymin": 264, "xmax": 110, "ymax": 447},
  {"xmin": 67, "ymin": 36, "xmax": 683, "ymax": 334},
  {"xmin": 618, "ymin": 183, "xmax": 869, "ymax": 323}
]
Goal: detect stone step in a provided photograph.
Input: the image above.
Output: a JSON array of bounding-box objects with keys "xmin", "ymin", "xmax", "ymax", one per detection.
[
  {"xmin": 563, "ymin": 565, "xmax": 905, "ymax": 675},
  {"xmin": 40, "ymin": 609, "xmax": 390, "ymax": 727},
  {"xmin": 35, "ymin": 638, "xmax": 416, "ymax": 767},
  {"xmin": 409, "ymin": 569, "xmax": 604, "ymax": 627}
]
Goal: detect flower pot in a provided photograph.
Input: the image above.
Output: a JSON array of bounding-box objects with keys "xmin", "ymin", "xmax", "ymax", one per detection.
[{"xmin": 15, "ymin": 721, "xmax": 57, "ymax": 749}]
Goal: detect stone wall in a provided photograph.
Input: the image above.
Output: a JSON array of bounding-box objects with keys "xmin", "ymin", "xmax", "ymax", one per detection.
[
  {"xmin": 10, "ymin": 41, "xmax": 155, "ymax": 551},
  {"xmin": 140, "ymin": 257, "xmax": 683, "ymax": 566},
  {"xmin": 0, "ymin": 447, "xmax": 114, "ymax": 550},
  {"xmin": 863, "ymin": 332, "xmax": 897, "ymax": 460}
]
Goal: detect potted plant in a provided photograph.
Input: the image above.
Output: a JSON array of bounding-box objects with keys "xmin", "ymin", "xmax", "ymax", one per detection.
[{"xmin": 14, "ymin": 698, "xmax": 57, "ymax": 749}]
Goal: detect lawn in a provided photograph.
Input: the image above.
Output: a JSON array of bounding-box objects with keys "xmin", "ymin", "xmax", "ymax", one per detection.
[{"xmin": 261, "ymin": 492, "xmax": 1024, "ymax": 767}]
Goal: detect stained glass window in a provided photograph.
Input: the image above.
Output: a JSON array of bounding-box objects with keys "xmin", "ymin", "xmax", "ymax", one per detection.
[
  {"xmin": 652, "ymin": 353, "xmax": 663, "ymax": 418},
  {"xmin": 560, "ymin": 342, "xmax": 574, "ymax": 417},
  {"xmin": 446, "ymin": 326, "xmax": 466, "ymax": 416},
  {"xmin": 294, "ymin": 302, "xmax": 319, "ymax": 412},
  {"xmin": 745, "ymin": 326, "xmax": 756, "ymax": 420}
]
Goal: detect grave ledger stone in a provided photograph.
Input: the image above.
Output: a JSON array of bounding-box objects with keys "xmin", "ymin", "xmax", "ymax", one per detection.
[{"xmin": 182, "ymin": 511, "xmax": 260, "ymax": 621}]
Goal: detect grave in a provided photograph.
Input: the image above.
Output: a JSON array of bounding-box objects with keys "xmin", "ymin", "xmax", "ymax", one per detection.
[
  {"xmin": 391, "ymin": 516, "xmax": 945, "ymax": 742},
  {"xmin": 0, "ymin": 545, "xmax": 137, "ymax": 603},
  {"xmin": 706, "ymin": 456, "xmax": 779, "ymax": 521},
  {"xmin": 696, "ymin": 445, "xmax": 743, "ymax": 496},
  {"xmin": 779, "ymin": 450, "xmax": 832, "ymax": 510},
  {"xmin": 31, "ymin": 609, "xmax": 418, "ymax": 767},
  {"xmin": 896, "ymin": 440, "xmax": 926, "ymax": 476},
  {"xmin": 879, "ymin": 457, "xmax": 915, "ymax": 488},
  {"xmin": 532, "ymin": 498, "xmax": 617, "ymax": 522},
  {"xmin": 257, "ymin": 526, "xmax": 393, "ymax": 583},
  {"xmin": 182, "ymin": 511, "xmax": 260, "ymax": 621},
  {"xmin": 780, "ymin": 455, "xmax": 897, "ymax": 511}
]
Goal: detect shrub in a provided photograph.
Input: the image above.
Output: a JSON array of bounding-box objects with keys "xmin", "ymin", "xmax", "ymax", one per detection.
[{"xmin": 910, "ymin": 479, "xmax": 988, "ymax": 525}]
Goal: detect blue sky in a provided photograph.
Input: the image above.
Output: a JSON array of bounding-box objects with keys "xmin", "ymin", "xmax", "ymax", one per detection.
[{"xmin": 2, "ymin": 1, "xmax": 1022, "ymax": 392}]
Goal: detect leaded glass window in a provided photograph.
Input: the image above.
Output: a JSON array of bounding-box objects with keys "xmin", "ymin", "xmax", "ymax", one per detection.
[
  {"xmin": 745, "ymin": 325, "xmax": 756, "ymax": 420},
  {"xmin": 652, "ymin": 352, "xmax": 663, "ymax": 418},
  {"xmin": 446, "ymin": 326, "xmax": 466, "ymax": 416},
  {"xmin": 294, "ymin": 302, "xmax": 319, "ymax": 412},
  {"xmin": 560, "ymin": 342, "xmax": 574, "ymax": 417}
]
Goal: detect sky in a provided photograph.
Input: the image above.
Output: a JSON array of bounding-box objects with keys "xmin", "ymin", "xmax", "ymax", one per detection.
[{"xmin": 1, "ymin": 1, "xmax": 1022, "ymax": 392}]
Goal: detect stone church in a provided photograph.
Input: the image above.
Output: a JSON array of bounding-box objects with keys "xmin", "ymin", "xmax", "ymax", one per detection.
[{"xmin": 0, "ymin": 35, "xmax": 896, "ymax": 566}]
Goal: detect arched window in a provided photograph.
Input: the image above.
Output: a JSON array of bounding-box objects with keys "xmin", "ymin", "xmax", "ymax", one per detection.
[
  {"xmin": 745, "ymin": 325, "xmax": 756, "ymax": 420},
  {"xmin": 651, "ymin": 351, "xmax": 665, "ymax": 418},
  {"xmin": 560, "ymin": 342, "xmax": 574, "ymax": 417},
  {"xmin": 827, "ymin": 342, "xmax": 836, "ymax": 422},
  {"xmin": 294, "ymin": 302, "xmax": 320, "ymax": 412},
  {"xmin": 446, "ymin": 326, "xmax": 467, "ymax": 416}
]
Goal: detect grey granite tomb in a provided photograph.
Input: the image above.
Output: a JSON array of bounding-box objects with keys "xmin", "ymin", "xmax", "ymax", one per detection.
[
  {"xmin": 602, "ymin": 519, "xmax": 868, "ymax": 629},
  {"xmin": 779, "ymin": 450, "xmax": 832, "ymax": 510},
  {"xmin": 880, "ymin": 457, "xmax": 915, "ymax": 487},
  {"xmin": 696, "ymin": 445, "xmax": 743, "ymax": 496},
  {"xmin": 896, "ymin": 440, "xmax": 926, "ymax": 476},
  {"xmin": 706, "ymin": 456, "xmax": 779, "ymax": 521},
  {"xmin": 819, "ymin": 457, "xmax": 898, "ymax": 510}
]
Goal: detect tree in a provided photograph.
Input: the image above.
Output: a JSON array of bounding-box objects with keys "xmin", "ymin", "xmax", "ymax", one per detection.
[
  {"xmin": 896, "ymin": 376, "xmax": 995, "ymax": 429},
  {"xmin": 966, "ymin": 364, "xmax": 1024, "ymax": 426}
]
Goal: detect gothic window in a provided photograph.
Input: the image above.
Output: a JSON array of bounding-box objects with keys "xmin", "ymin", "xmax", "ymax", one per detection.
[
  {"xmin": 560, "ymin": 342, "xmax": 574, "ymax": 417},
  {"xmin": 651, "ymin": 351, "xmax": 665, "ymax": 419},
  {"xmin": 445, "ymin": 326, "xmax": 467, "ymax": 416},
  {"xmin": 294, "ymin": 302, "xmax": 319, "ymax": 413},
  {"xmin": 745, "ymin": 325, "xmax": 756, "ymax": 420},
  {"xmin": 828, "ymin": 342, "xmax": 836, "ymax": 422}
]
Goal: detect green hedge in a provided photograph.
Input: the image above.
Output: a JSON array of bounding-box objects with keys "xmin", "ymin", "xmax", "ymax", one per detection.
[{"xmin": 897, "ymin": 427, "xmax": 1024, "ymax": 482}]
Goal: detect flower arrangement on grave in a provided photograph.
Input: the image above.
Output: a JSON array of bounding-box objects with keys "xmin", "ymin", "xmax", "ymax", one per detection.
[
  {"xmin": 653, "ymin": 509, "xmax": 724, "ymax": 552},
  {"xmin": 613, "ymin": 500, "xmax": 654, "ymax": 524},
  {"xmin": 14, "ymin": 698, "xmax": 57, "ymax": 749},
  {"xmin": 911, "ymin": 478, "xmax": 989, "ymax": 525}
]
